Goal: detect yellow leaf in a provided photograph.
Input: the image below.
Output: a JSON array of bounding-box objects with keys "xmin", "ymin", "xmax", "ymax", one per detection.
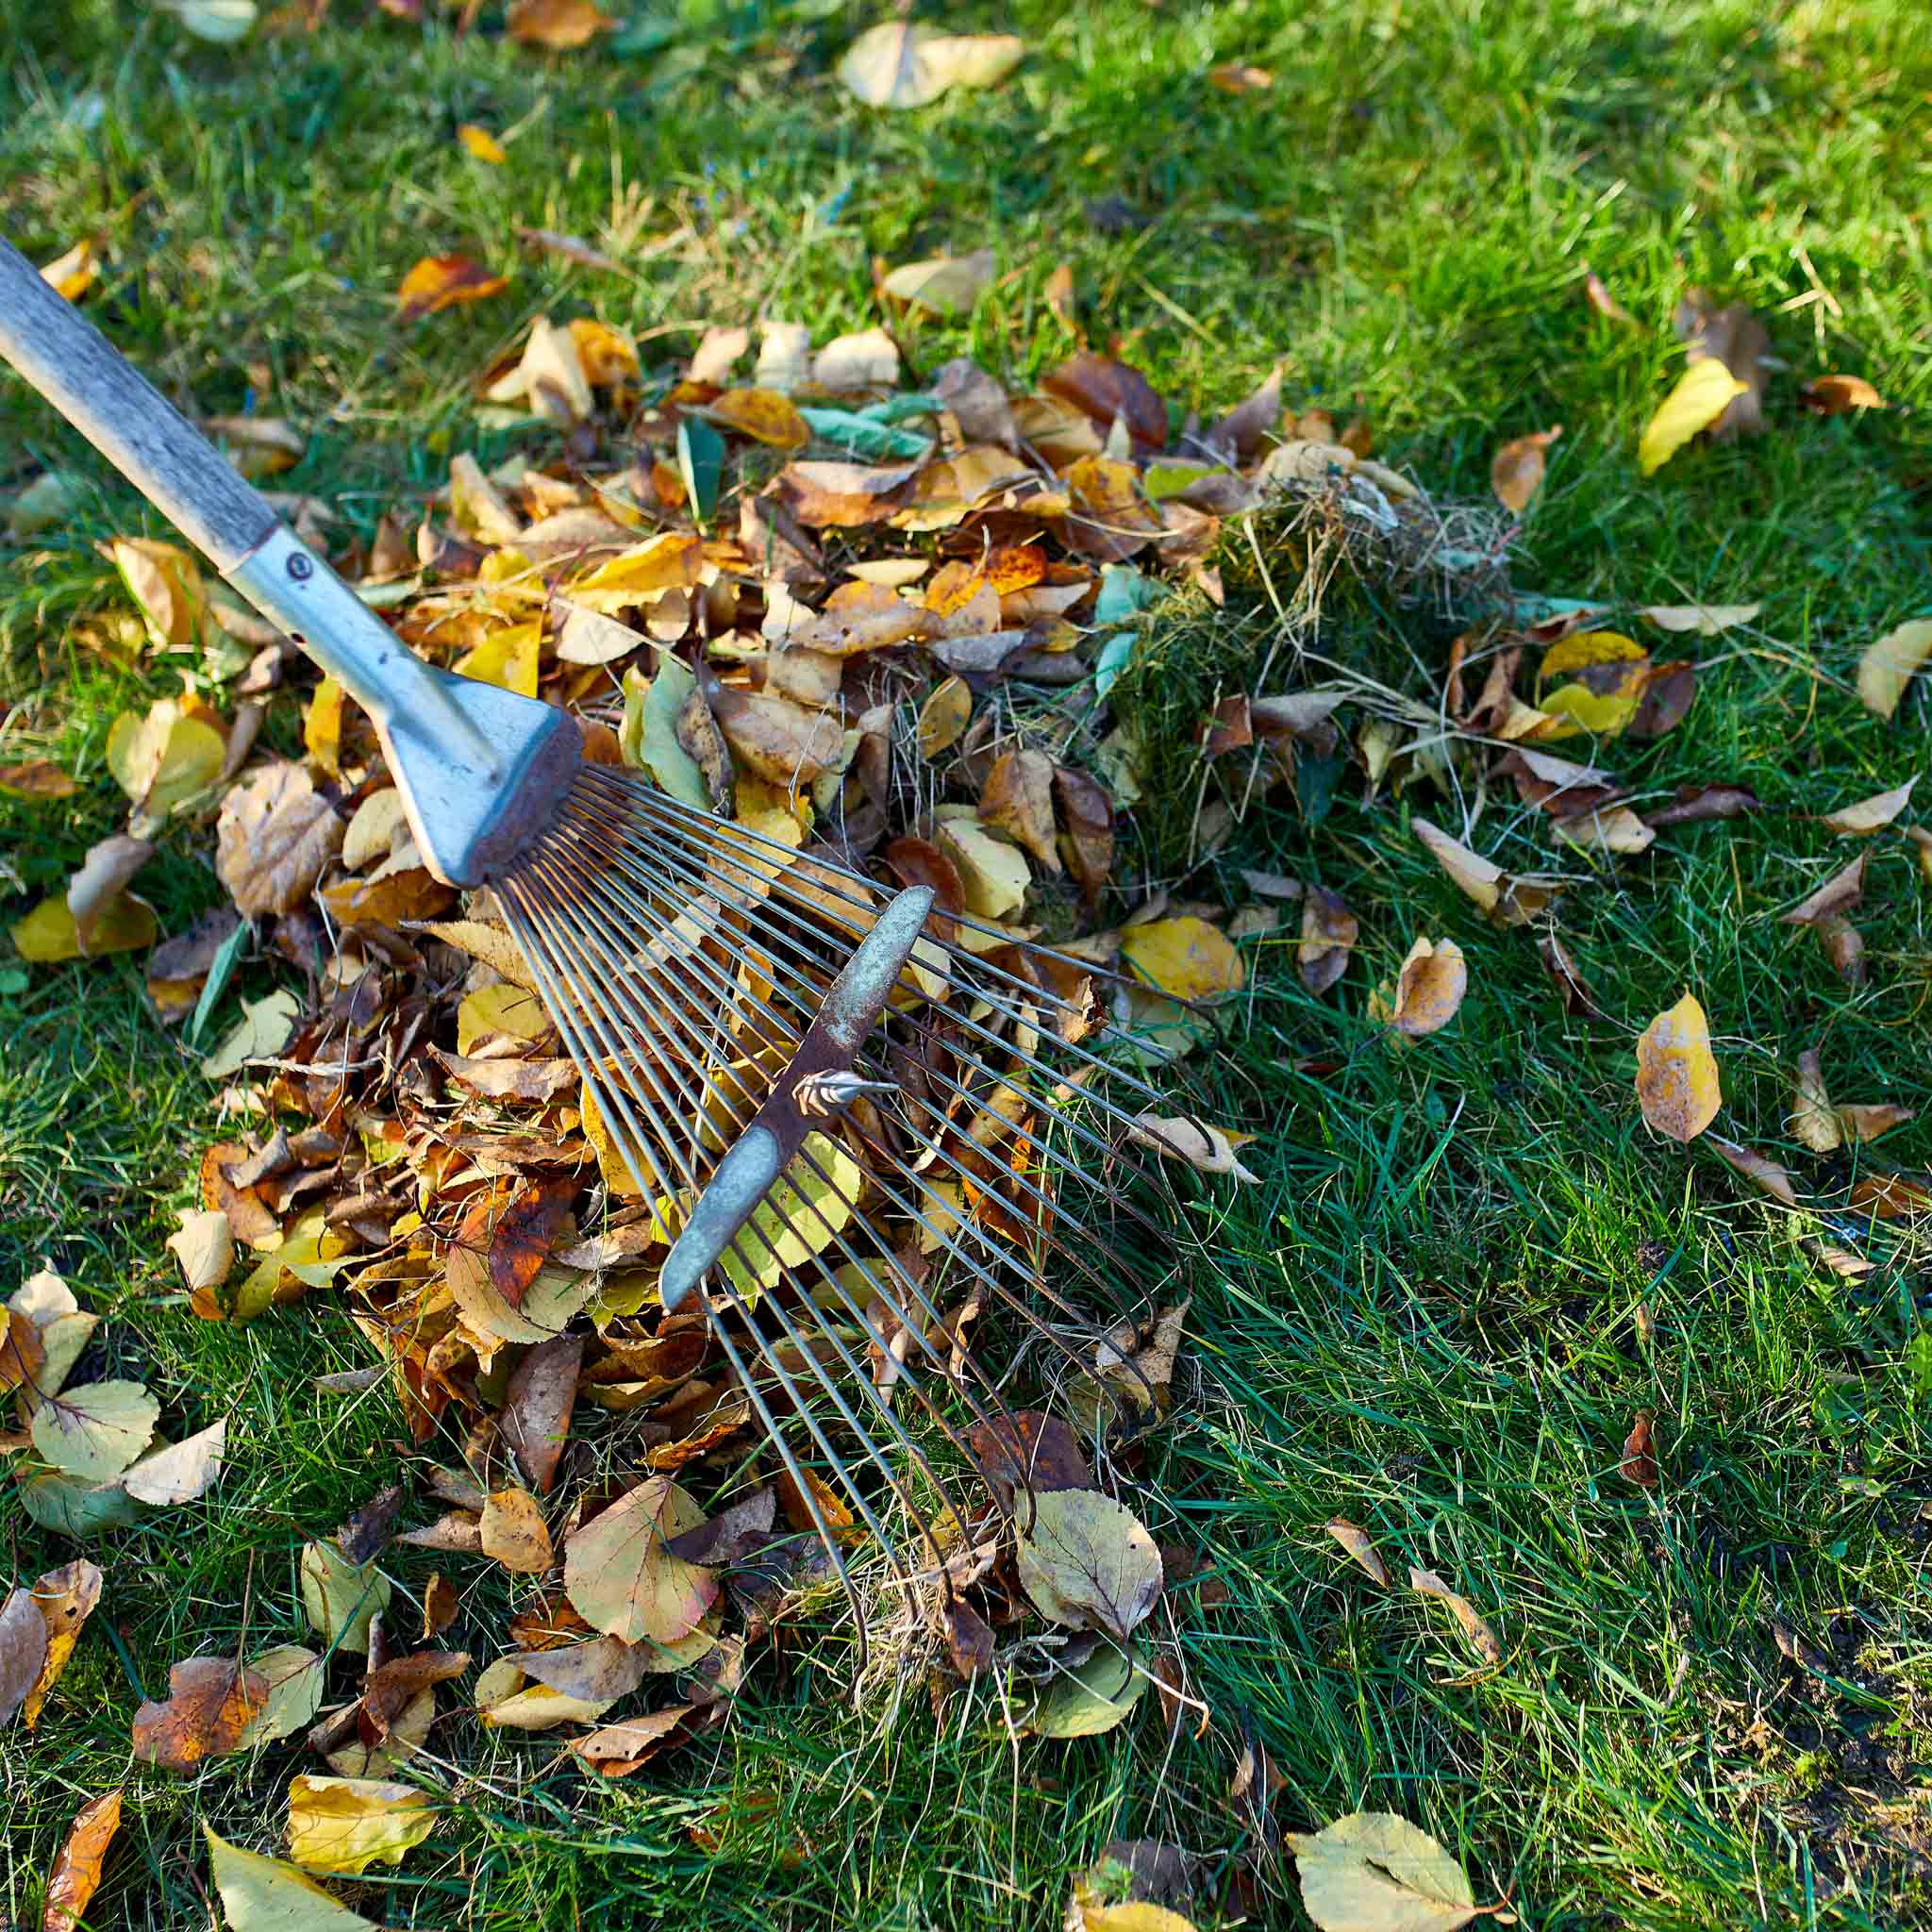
[
  {"xmin": 562, "ymin": 1474, "xmax": 719, "ymax": 1644},
  {"xmin": 286, "ymin": 1775, "xmax": 435, "ymax": 1874},
  {"xmin": 11, "ymin": 889, "xmax": 157, "ymax": 962},
  {"xmin": 1856, "ymin": 620, "xmax": 1932, "ymax": 721},
  {"xmin": 105, "ymin": 699, "xmax": 226, "ymax": 816},
  {"xmin": 107, "ymin": 537, "xmax": 205, "ymax": 649},
  {"xmin": 457, "ymin": 123, "xmax": 508, "ymax": 163},
  {"xmin": 506, "ymin": 0, "xmax": 613, "ymax": 48},
  {"xmin": 706, "ymin": 388, "xmax": 809, "ymax": 449},
  {"xmin": 456, "ymin": 620, "xmax": 541, "ymax": 696},
  {"xmin": 480, "ymin": 1486, "xmax": 555, "ymax": 1574},
  {"xmin": 456, "ymin": 980, "xmax": 551, "ymax": 1054},
  {"xmin": 396, "ymin": 254, "xmax": 508, "ymax": 321},
  {"xmin": 1638, "ymin": 358, "xmax": 1750, "ymax": 475},
  {"xmin": 935, "ymin": 812, "xmax": 1031, "ymax": 919},
  {"xmin": 1535, "ymin": 631, "xmax": 1649, "ymax": 739},
  {"xmin": 717, "ymin": 1131, "xmax": 863, "ymax": 1300},
  {"xmin": 303, "ymin": 676, "xmax": 345, "ymax": 775},
  {"xmin": 918, "ymin": 675, "xmax": 972, "ymax": 756},
  {"xmin": 1385, "ymin": 937, "xmax": 1468, "ymax": 1038},
  {"xmin": 1119, "ymin": 916, "xmax": 1244, "ymax": 1002},
  {"xmin": 1635, "ymin": 993, "xmax": 1722, "ymax": 1142},
  {"xmin": 204, "ymin": 1824, "xmax": 377, "ymax": 1932},
  {"xmin": 40, "ymin": 239, "xmax": 100, "ymax": 302}
]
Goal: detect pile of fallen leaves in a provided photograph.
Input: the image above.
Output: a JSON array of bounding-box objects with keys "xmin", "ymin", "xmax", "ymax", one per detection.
[{"xmin": 4, "ymin": 235, "xmax": 1921, "ymax": 1929}]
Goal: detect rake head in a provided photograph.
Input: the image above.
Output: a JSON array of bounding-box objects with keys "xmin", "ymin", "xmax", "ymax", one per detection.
[{"xmin": 488, "ymin": 763, "xmax": 1192, "ymax": 1639}]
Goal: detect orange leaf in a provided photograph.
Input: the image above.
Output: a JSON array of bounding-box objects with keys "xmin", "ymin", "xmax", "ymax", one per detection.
[
  {"xmin": 507, "ymin": 0, "xmax": 615, "ymax": 48},
  {"xmin": 706, "ymin": 388, "xmax": 808, "ymax": 449},
  {"xmin": 396, "ymin": 255, "xmax": 508, "ymax": 321},
  {"xmin": 131, "ymin": 1656, "xmax": 265, "ymax": 1771},
  {"xmin": 42, "ymin": 1789, "xmax": 123, "ymax": 1932}
]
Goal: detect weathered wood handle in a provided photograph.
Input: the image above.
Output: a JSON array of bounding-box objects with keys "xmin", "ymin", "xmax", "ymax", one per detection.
[{"xmin": 0, "ymin": 234, "xmax": 277, "ymax": 570}]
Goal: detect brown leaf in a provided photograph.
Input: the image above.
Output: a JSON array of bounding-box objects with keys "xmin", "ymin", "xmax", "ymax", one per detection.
[
  {"xmin": 1325, "ymin": 1519, "xmax": 1391, "ymax": 1586},
  {"xmin": 338, "ymin": 1485, "xmax": 408, "ymax": 1566},
  {"xmin": 421, "ymin": 1575, "xmax": 458, "ymax": 1643},
  {"xmin": 216, "ymin": 762, "xmax": 345, "ymax": 916},
  {"xmin": 1628, "ymin": 659, "xmax": 1697, "ymax": 739},
  {"xmin": 1581, "ymin": 267, "xmax": 1638, "ymax": 326},
  {"xmin": 709, "ymin": 687, "xmax": 847, "ymax": 785},
  {"xmin": 1674, "ymin": 291, "xmax": 1771, "ymax": 441},
  {"xmin": 1538, "ymin": 933, "xmax": 1602, "ymax": 1018},
  {"xmin": 1838, "ymin": 1102, "xmax": 1912, "ymax": 1144},
  {"xmin": 1205, "ymin": 364, "xmax": 1281, "ymax": 463},
  {"xmin": 1041, "ymin": 353, "xmax": 1168, "ymax": 452},
  {"xmin": 502, "ymin": 1333, "xmax": 582, "ymax": 1495},
  {"xmin": 1054, "ymin": 766, "xmax": 1115, "ymax": 905},
  {"xmin": 0, "ymin": 758, "xmax": 78, "ymax": 798},
  {"xmin": 42, "ymin": 1788, "xmax": 123, "ymax": 1932},
  {"xmin": 1850, "ymin": 1174, "xmax": 1932, "ymax": 1222},
  {"xmin": 1707, "ymin": 1137, "xmax": 1799, "ymax": 1207},
  {"xmin": 932, "ymin": 357, "xmax": 1018, "ymax": 448},
  {"xmin": 942, "ymin": 1598, "xmax": 995, "ymax": 1678},
  {"xmin": 396, "ymin": 254, "xmax": 508, "ymax": 321},
  {"xmin": 317, "ymin": 866, "xmax": 457, "ymax": 930},
  {"xmin": 0, "ymin": 1587, "xmax": 48, "ymax": 1725},
  {"xmin": 969, "ymin": 1412, "xmax": 1096, "ymax": 1508},
  {"xmin": 1620, "ymin": 1411, "xmax": 1659, "ymax": 1489},
  {"xmin": 1800, "ymin": 374, "xmax": 1885, "ymax": 416},
  {"xmin": 1490, "ymin": 425, "xmax": 1561, "ymax": 513},
  {"xmin": 1297, "ymin": 886, "xmax": 1357, "ymax": 995},
  {"xmin": 882, "ymin": 837, "xmax": 966, "ymax": 920},
  {"xmin": 1789, "ymin": 1048, "xmax": 1841, "ymax": 1155},
  {"xmin": 980, "ymin": 749, "xmax": 1061, "ymax": 873},
  {"xmin": 506, "ymin": 0, "xmax": 614, "ymax": 48},
  {"xmin": 1643, "ymin": 782, "xmax": 1761, "ymax": 828},
  {"xmin": 1822, "ymin": 775, "xmax": 1917, "ymax": 836},
  {"xmin": 1407, "ymin": 1567, "xmax": 1503, "ymax": 1664},
  {"xmin": 570, "ymin": 1707, "xmax": 694, "ymax": 1775},
  {"xmin": 1779, "ymin": 854, "xmax": 1865, "ymax": 926},
  {"xmin": 1816, "ymin": 913, "xmax": 1866, "ymax": 988},
  {"xmin": 486, "ymin": 1177, "xmax": 576, "ymax": 1310},
  {"xmin": 131, "ymin": 1656, "xmax": 265, "ymax": 1771},
  {"xmin": 0, "ymin": 1311, "xmax": 46, "ymax": 1398}
]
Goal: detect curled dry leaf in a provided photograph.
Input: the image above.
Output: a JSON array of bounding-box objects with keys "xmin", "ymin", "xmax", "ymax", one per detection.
[
  {"xmin": 1822, "ymin": 775, "xmax": 1916, "ymax": 835},
  {"xmin": 1635, "ymin": 994, "xmax": 1722, "ymax": 1142},
  {"xmin": 1620, "ymin": 1411, "xmax": 1659, "ymax": 1488},
  {"xmin": 1407, "ymin": 1568, "xmax": 1503, "ymax": 1665},
  {"xmin": 1840, "ymin": 1102, "xmax": 1913, "ymax": 1144},
  {"xmin": 132, "ymin": 1655, "xmax": 265, "ymax": 1771},
  {"xmin": 1016, "ymin": 1489, "xmax": 1163, "ymax": 1639},
  {"xmin": 1326, "ymin": 1520, "xmax": 1391, "ymax": 1586},
  {"xmin": 979, "ymin": 748, "xmax": 1061, "ymax": 872},
  {"xmin": 1800, "ymin": 374, "xmax": 1885, "ymax": 416},
  {"xmin": 1411, "ymin": 817, "xmax": 1557, "ymax": 926},
  {"xmin": 1644, "ymin": 782, "xmax": 1761, "ymax": 828},
  {"xmin": 217, "ymin": 762, "xmax": 345, "ymax": 916},
  {"xmin": 1287, "ymin": 1812, "xmax": 1480, "ymax": 1932},
  {"xmin": 286, "ymin": 1775, "xmax": 436, "ymax": 1875},
  {"xmin": 501, "ymin": 1332, "xmax": 582, "ymax": 1495},
  {"xmin": 1779, "ymin": 853, "xmax": 1865, "ymax": 926},
  {"xmin": 1297, "ymin": 887, "xmax": 1357, "ymax": 995},
  {"xmin": 1128, "ymin": 1113, "xmax": 1259, "ymax": 1184},
  {"xmin": 1385, "ymin": 938, "xmax": 1467, "ymax": 1038},
  {"xmin": 1539, "ymin": 933, "xmax": 1602, "ymax": 1018},
  {"xmin": 1490, "ymin": 425, "xmax": 1561, "ymax": 513},
  {"xmin": 396, "ymin": 254, "xmax": 508, "ymax": 321},
  {"xmin": 1581, "ymin": 267, "xmax": 1637, "ymax": 325},
  {"xmin": 1857, "ymin": 621, "xmax": 1932, "ymax": 721},
  {"xmin": 1789, "ymin": 1048, "xmax": 1841, "ymax": 1154},
  {"xmin": 43, "ymin": 1787, "xmax": 124, "ymax": 1932},
  {"xmin": 1707, "ymin": 1137, "xmax": 1799, "ymax": 1207}
]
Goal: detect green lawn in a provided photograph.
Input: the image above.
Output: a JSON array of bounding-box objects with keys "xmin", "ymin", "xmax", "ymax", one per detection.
[{"xmin": 5, "ymin": 1, "xmax": 1932, "ymax": 1927}]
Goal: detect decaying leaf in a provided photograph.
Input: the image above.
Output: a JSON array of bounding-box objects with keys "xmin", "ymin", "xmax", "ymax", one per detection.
[
  {"xmin": 1297, "ymin": 887, "xmax": 1357, "ymax": 996},
  {"xmin": 1326, "ymin": 1520, "xmax": 1391, "ymax": 1586},
  {"xmin": 1016, "ymin": 1489, "xmax": 1163, "ymax": 1639},
  {"xmin": 1635, "ymin": 994, "xmax": 1721, "ymax": 1142},
  {"xmin": 1779, "ymin": 854, "xmax": 1866, "ymax": 927},
  {"xmin": 1491, "ymin": 425, "xmax": 1561, "ymax": 513},
  {"xmin": 1412, "ymin": 818, "xmax": 1557, "ymax": 926},
  {"xmin": 1707, "ymin": 1137, "xmax": 1799, "ymax": 1207},
  {"xmin": 481, "ymin": 1486, "xmax": 555, "ymax": 1574},
  {"xmin": 1128, "ymin": 1114, "xmax": 1259, "ymax": 1185},
  {"xmin": 1856, "ymin": 621, "xmax": 1932, "ymax": 721},
  {"xmin": 1800, "ymin": 374, "xmax": 1885, "ymax": 416},
  {"xmin": 42, "ymin": 1789, "xmax": 124, "ymax": 1932},
  {"xmin": 1620, "ymin": 1410, "xmax": 1659, "ymax": 1489},
  {"xmin": 1287, "ymin": 1812, "xmax": 1480, "ymax": 1932},
  {"xmin": 1382, "ymin": 938, "xmax": 1467, "ymax": 1038},
  {"xmin": 132, "ymin": 1655, "xmax": 265, "ymax": 1770},
  {"xmin": 1407, "ymin": 1568, "xmax": 1503, "ymax": 1665}
]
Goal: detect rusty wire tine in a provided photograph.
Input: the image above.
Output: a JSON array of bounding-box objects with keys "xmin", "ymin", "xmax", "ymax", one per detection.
[
  {"xmin": 519, "ymin": 846, "xmax": 1038, "ymax": 1504},
  {"xmin": 506, "ymin": 846, "xmax": 965, "ymax": 1576},
  {"xmin": 544, "ymin": 844, "xmax": 1145, "ymax": 1421}
]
